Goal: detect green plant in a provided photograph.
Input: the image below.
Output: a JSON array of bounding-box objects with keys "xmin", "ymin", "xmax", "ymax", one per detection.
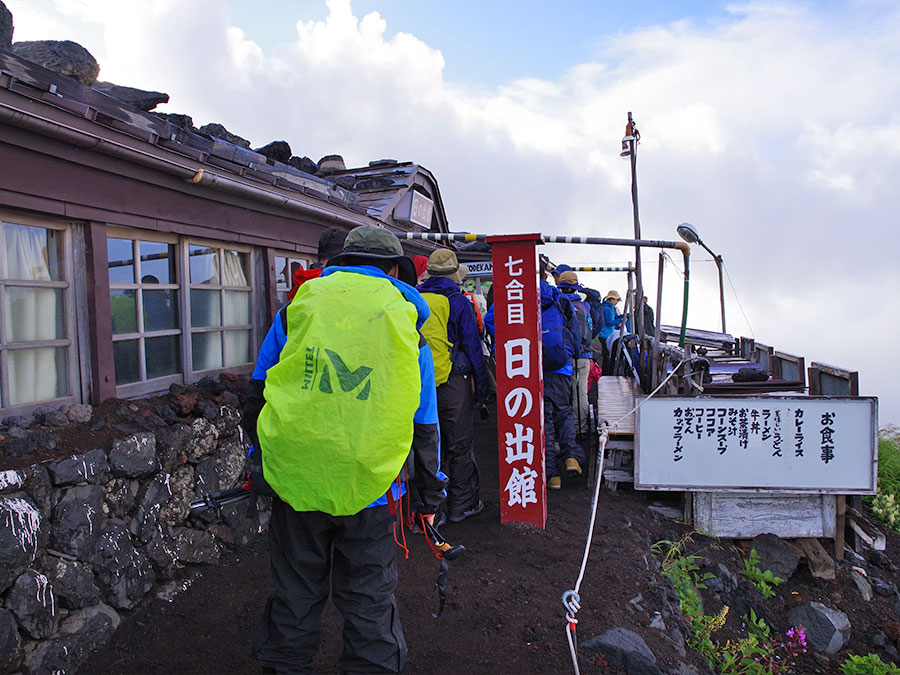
[
  {"xmin": 653, "ymin": 537, "xmax": 807, "ymax": 674},
  {"xmin": 744, "ymin": 549, "xmax": 784, "ymax": 599},
  {"xmin": 868, "ymin": 429, "xmax": 900, "ymax": 532},
  {"xmin": 840, "ymin": 652, "xmax": 900, "ymax": 674}
]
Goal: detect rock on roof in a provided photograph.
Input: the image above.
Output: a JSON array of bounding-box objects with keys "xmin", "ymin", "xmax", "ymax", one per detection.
[
  {"xmin": 11, "ymin": 40, "xmax": 99, "ymax": 86},
  {"xmin": 0, "ymin": 1, "xmax": 12, "ymax": 49}
]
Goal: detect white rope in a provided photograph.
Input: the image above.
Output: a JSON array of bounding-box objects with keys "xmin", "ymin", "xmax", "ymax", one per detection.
[
  {"xmin": 562, "ymin": 358, "xmax": 687, "ymax": 673},
  {"xmin": 562, "ymin": 425, "xmax": 607, "ymax": 675}
]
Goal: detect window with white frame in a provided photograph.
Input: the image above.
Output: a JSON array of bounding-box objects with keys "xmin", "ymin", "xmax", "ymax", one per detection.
[
  {"xmin": 107, "ymin": 233, "xmax": 255, "ymax": 392},
  {"xmin": 0, "ymin": 219, "xmax": 74, "ymax": 409},
  {"xmin": 273, "ymin": 253, "xmax": 310, "ymax": 306},
  {"xmin": 188, "ymin": 242, "xmax": 253, "ymax": 372},
  {"xmin": 107, "ymin": 236, "xmax": 181, "ymax": 386}
]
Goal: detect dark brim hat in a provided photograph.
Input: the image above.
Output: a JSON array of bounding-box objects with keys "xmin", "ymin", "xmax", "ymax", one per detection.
[{"xmin": 326, "ymin": 224, "xmax": 418, "ymax": 286}]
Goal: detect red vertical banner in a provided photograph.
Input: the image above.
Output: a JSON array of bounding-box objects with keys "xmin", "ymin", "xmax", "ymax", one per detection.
[{"xmin": 487, "ymin": 234, "xmax": 546, "ymax": 528}]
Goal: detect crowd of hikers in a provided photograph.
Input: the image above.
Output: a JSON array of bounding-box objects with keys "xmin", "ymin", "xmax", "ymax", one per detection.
[{"xmin": 241, "ymin": 226, "xmax": 638, "ymax": 673}]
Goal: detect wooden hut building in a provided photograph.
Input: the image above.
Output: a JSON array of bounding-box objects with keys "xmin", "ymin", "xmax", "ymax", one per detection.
[{"xmin": 0, "ymin": 51, "xmax": 450, "ymax": 416}]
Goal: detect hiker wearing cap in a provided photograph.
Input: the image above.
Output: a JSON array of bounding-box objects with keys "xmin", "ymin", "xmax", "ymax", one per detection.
[
  {"xmin": 244, "ymin": 224, "xmax": 446, "ymax": 674},
  {"xmin": 551, "ymin": 263, "xmax": 603, "ymax": 336},
  {"xmin": 539, "ymin": 258, "xmax": 586, "ymax": 490},
  {"xmin": 599, "ymin": 290, "xmax": 627, "ymax": 373},
  {"xmin": 557, "ymin": 270, "xmax": 594, "ymax": 439},
  {"xmin": 418, "ymin": 248, "xmax": 490, "ymax": 524},
  {"xmin": 286, "ymin": 226, "xmax": 349, "ymax": 302},
  {"xmin": 412, "ymin": 254, "xmax": 429, "ymax": 284}
]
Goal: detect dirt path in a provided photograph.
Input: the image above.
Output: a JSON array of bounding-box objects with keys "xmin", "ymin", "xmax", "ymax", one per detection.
[{"xmin": 82, "ymin": 415, "xmax": 698, "ymax": 674}]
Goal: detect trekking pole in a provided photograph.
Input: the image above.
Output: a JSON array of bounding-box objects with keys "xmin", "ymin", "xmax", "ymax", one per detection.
[
  {"xmin": 189, "ymin": 485, "xmax": 252, "ymax": 514},
  {"xmin": 419, "ymin": 515, "xmax": 465, "ymax": 619}
]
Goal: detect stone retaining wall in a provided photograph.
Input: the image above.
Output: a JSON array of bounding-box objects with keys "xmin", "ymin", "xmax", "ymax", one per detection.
[{"xmin": 0, "ymin": 379, "xmax": 264, "ymax": 675}]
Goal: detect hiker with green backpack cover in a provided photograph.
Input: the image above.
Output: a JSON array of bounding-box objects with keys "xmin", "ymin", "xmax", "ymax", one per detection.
[{"xmin": 243, "ymin": 225, "xmax": 446, "ymax": 674}]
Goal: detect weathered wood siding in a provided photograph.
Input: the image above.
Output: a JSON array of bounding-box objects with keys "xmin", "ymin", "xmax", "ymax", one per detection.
[{"xmin": 693, "ymin": 491, "xmax": 837, "ymax": 538}]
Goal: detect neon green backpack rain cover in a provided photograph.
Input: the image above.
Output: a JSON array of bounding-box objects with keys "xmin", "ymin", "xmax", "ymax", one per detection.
[{"xmin": 257, "ymin": 271, "xmax": 422, "ymax": 515}]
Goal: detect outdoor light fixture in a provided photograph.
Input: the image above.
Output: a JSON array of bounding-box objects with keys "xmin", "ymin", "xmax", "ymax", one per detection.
[
  {"xmin": 676, "ymin": 222, "xmax": 700, "ymax": 245},
  {"xmin": 676, "ymin": 222, "xmax": 727, "ymax": 334}
]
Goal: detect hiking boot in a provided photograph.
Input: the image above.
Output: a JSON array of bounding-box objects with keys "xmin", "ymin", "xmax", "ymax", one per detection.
[
  {"xmin": 548, "ymin": 476, "xmax": 562, "ymax": 490},
  {"xmin": 565, "ymin": 458, "xmax": 583, "ymax": 475},
  {"xmin": 435, "ymin": 511, "xmax": 448, "ymax": 529},
  {"xmin": 448, "ymin": 499, "xmax": 485, "ymax": 523}
]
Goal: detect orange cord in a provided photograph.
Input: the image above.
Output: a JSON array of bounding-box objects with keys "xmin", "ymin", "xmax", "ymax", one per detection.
[{"xmin": 390, "ymin": 474, "xmax": 409, "ymax": 559}]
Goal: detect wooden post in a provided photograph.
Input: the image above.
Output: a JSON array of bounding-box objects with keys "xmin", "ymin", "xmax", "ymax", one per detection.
[
  {"xmin": 84, "ymin": 222, "xmax": 117, "ymax": 404},
  {"xmin": 835, "ymin": 495, "xmax": 846, "ymax": 561},
  {"xmin": 651, "ymin": 252, "xmax": 664, "ymax": 389}
]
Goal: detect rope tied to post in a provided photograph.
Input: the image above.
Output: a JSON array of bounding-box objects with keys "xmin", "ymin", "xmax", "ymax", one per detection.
[{"xmin": 561, "ymin": 358, "xmax": 687, "ymax": 673}]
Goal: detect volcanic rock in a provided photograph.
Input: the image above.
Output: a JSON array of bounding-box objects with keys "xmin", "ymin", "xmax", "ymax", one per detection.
[
  {"xmin": 254, "ymin": 140, "xmax": 292, "ymax": 164},
  {"xmin": 94, "ymin": 81, "xmax": 169, "ymax": 111},
  {"xmin": 196, "ymin": 122, "xmax": 251, "ymax": 148},
  {"xmin": 12, "ymin": 39, "xmax": 99, "ymax": 85}
]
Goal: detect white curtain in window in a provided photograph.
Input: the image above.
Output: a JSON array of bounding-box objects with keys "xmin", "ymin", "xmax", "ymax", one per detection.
[
  {"xmin": 4, "ymin": 224, "xmax": 60, "ymax": 405},
  {"xmin": 222, "ymin": 251, "xmax": 249, "ymax": 366},
  {"xmin": 222, "ymin": 250, "xmax": 247, "ymax": 287}
]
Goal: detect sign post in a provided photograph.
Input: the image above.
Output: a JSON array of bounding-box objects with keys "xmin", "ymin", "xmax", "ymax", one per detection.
[{"xmin": 487, "ymin": 234, "xmax": 546, "ymax": 528}]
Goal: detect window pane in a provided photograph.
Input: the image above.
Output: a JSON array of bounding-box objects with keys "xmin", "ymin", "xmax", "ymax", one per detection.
[
  {"xmin": 113, "ymin": 340, "xmax": 140, "ymax": 385},
  {"xmin": 222, "ymin": 250, "xmax": 248, "ymax": 287},
  {"xmin": 110, "ymin": 290, "xmax": 138, "ymax": 334},
  {"xmin": 224, "ymin": 330, "xmax": 251, "ymax": 366},
  {"xmin": 189, "ymin": 245, "xmax": 219, "ymax": 285},
  {"xmin": 192, "ymin": 332, "xmax": 222, "ymax": 371},
  {"xmin": 223, "ymin": 290, "xmax": 250, "ymax": 326},
  {"xmin": 139, "ymin": 241, "xmax": 175, "ymax": 284},
  {"xmin": 9, "ymin": 346, "xmax": 68, "ymax": 405},
  {"xmin": 146, "ymin": 335, "xmax": 181, "ymax": 380},
  {"xmin": 143, "ymin": 289, "xmax": 178, "ymax": 332},
  {"xmin": 5, "ymin": 287, "xmax": 65, "ymax": 342},
  {"xmin": 190, "ymin": 289, "xmax": 221, "ymax": 327},
  {"xmin": 275, "ymin": 256, "xmax": 288, "ymax": 288},
  {"xmin": 107, "ymin": 238, "xmax": 135, "ymax": 284},
  {"xmin": 3, "ymin": 223, "xmax": 63, "ymax": 281}
]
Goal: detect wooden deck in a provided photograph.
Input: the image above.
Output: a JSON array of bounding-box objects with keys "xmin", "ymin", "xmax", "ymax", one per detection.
[{"xmin": 596, "ymin": 376, "xmax": 642, "ymax": 435}]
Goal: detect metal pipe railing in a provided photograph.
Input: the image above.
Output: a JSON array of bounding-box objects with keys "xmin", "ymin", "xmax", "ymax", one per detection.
[{"xmin": 403, "ymin": 232, "xmax": 691, "ymax": 346}]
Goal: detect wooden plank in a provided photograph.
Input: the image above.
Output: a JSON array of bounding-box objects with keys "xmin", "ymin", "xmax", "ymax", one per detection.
[
  {"xmin": 797, "ymin": 537, "xmax": 836, "ymax": 580},
  {"xmin": 847, "ymin": 506, "xmax": 886, "ymax": 551},
  {"xmin": 692, "ymin": 492, "xmax": 837, "ymax": 539},
  {"xmin": 596, "ymin": 376, "xmax": 636, "ymax": 435}
]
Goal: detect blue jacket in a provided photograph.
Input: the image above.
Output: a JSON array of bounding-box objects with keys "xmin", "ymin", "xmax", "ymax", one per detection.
[
  {"xmin": 484, "ymin": 282, "xmax": 578, "ymax": 375},
  {"xmin": 580, "ymin": 287, "xmax": 605, "ymax": 338},
  {"xmin": 599, "ymin": 299, "xmax": 624, "ymax": 340},
  {"xmin": 540, "ymin": 281, "xmax": 578, "ymax": 376},
  {"xmin": 247, "ymin": 265, "xmax": 446, "ymax": 513},
  {"xmin": 417, "ymin": 275, "xmax": 490, "ymax": 403},
  {"xmin": 558, "ymin": 286, "xmax": 593, "ymax": 359}
]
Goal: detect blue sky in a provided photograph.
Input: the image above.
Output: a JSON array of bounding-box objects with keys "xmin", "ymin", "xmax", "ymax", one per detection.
[
  {"xmin": 7, "ymin": 0, "xmax": 900, "ymax": 426},
  {"xmin": 227, "ymin": 0, "xmax": 734, "ymax": 85}
]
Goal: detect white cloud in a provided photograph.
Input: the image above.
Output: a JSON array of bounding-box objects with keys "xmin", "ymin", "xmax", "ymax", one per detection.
[{"xmin": 7, "ymin": 0, "xmax": 900, "ymax": 425}]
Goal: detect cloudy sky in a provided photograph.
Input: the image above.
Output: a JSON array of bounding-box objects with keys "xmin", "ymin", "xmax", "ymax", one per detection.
[{"xmin": 7, "ymin": 0, "xmax": 900, "ymax": 426}]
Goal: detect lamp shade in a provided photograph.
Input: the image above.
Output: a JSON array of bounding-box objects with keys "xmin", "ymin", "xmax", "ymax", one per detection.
[{"xmin": 676, "ymin": 222, "xmax": 700, "ymax": 244}]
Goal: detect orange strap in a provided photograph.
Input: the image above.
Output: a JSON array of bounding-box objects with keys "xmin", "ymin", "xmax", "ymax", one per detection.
[{"xmin": 387, "ymin": 472, "xmax": 409, "ymax": 559}]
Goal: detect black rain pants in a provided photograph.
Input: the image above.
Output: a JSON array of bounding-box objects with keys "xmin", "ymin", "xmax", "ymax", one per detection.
[{"xmin": 252, "ymin": 499, "xmax": 406, "ymax": 674}]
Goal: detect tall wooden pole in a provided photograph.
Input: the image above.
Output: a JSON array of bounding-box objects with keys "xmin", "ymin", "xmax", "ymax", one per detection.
[{"xmin": 625, "ymin": 112, "xmax": 645, "ymax": 342}]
